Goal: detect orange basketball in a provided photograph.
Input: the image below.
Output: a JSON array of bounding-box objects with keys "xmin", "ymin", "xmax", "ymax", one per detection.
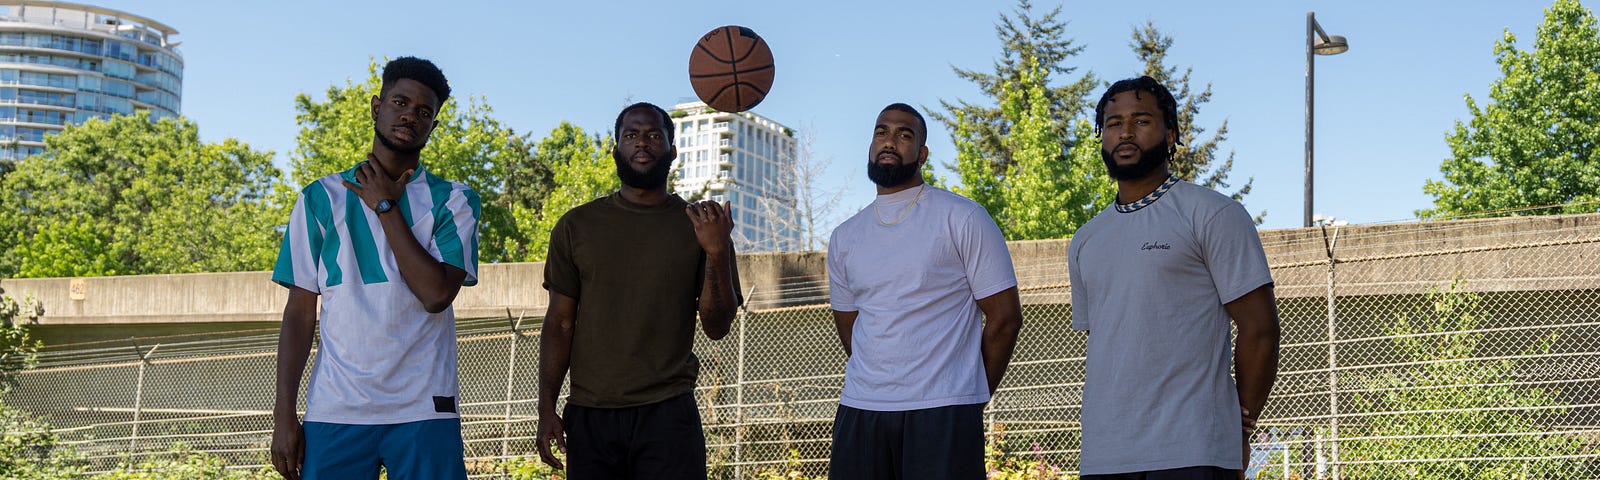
[{"xmin": 688, "ymin": 25, "xmax": 775, "ymax": 113}]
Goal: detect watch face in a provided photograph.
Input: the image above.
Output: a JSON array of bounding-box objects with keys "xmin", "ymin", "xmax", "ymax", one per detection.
[{"xmin": 377, "ymin": 199, "xmax": 395, "ymax": 213}]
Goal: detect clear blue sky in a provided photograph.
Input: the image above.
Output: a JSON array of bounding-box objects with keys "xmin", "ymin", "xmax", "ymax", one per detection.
[{"xmin": 91, "ymin": 0, "xmax": 1567, "ymax": 231}]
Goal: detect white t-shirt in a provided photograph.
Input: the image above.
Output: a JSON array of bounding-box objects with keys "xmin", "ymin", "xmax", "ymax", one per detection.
[
  {"xmin": 827, "ymin": 185, "xmax": 1018, "ymax": 411},
  {"xmin": 273, "ymin": 164, "xmax": 480, "ymax": 425},
  {"xmin": 1068, "ymin": 178, "xmax": 1273, "ymax": 474}
]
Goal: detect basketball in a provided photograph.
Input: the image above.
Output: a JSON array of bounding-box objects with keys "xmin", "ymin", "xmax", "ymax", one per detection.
[{"xmin": 688, "ymin": 25, "xmax": 775, "ymax": 113}]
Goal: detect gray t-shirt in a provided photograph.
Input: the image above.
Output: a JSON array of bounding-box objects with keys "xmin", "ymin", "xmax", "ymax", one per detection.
[
  {"xmin": 1067, "ymin": 178, "xmax": 1273, "ymax": 474},
  {"xmin": 828, "ymin": 185, "xmax": 1018, "ymax": 411}
]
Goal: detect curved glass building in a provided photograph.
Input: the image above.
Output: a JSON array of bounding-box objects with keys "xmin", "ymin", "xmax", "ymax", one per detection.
[{"xmin": 0, "ymin": 1, "xmax": 180, "ymax": 160}]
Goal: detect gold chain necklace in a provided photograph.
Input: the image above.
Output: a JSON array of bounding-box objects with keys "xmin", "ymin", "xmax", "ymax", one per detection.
[{"xmin": 874, "ymin": 184, "xmax": 927, "ymax": 226}]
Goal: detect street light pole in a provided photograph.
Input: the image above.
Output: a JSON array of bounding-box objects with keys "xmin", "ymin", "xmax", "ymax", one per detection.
[
  {"xmin": 1306, "ymin": 12, "xmax": 1316, "ymax": 228},
  {"xmin": 1305, "ymin": 12, "xmax": 1348, "ymax": 228}
]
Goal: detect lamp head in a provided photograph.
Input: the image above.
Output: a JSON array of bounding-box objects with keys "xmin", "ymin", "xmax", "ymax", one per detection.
[{"xmin": 1315, "ymin": 35, "xmax": 1349, "ymax": 55}]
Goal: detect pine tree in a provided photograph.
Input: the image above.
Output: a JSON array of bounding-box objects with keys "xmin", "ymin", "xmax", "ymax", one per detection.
[
  {"xmin": 936, "ymin": 0, "xmax": 1108, "ymax": 238},
  {"xmin": 1130, "ymin": 22, "xmax": 1258, "ymax": 221}
]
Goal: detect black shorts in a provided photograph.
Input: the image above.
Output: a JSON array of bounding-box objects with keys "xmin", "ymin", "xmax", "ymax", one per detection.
[
  {"xmin": 1081, "ymin": 466, "xmax": 1240, "ymax": 480},
  {"xmin": 828, "ymin": 402, "xmax": 985, "ymax": 480},
  {"xmin": 561, "ymin": 392, "xmax": 706, "ymax": 480}
]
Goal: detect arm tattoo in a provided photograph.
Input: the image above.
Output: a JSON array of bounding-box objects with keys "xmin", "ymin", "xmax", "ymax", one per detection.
[{"xmin": 704, "ymin": 253, "xmax": 726, "ymax": 311}]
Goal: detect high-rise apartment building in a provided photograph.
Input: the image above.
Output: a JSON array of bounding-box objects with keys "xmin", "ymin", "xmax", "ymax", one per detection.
[
  {"xmin": 670, "ymin": 101, "xmax": 802, "ymax": 252},
  {"xmin": 0, "ymin": 1, "xmax": 181, "ymax": 160}
]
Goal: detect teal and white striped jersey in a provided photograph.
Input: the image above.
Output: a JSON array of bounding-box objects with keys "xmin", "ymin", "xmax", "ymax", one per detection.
[{"xmin": 272, "ymin": 162, "xmax": 480, "ymax": 425}]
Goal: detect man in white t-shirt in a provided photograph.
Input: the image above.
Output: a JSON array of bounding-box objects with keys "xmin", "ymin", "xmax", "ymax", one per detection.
[
  {"xmin": 1068, "ymin": 76, "xmax": 1280, "ymax": 480},
  {"xmin": 270, "ymin": 57, "xmax": 479, "ymax": 480},
  {"xmin": 826, "ymin": 103, "xmax": 1024, "ymax": 480}
]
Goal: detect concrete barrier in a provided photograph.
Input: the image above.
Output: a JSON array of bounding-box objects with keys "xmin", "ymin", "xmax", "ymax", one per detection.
[{"xmin": 4, "ymin": 213, "xmax": 1597, "ymax": 343}]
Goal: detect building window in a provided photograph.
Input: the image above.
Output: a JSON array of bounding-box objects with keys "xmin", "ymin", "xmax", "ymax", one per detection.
[{"xmin": 16, "ymin": 127, "xmax": 48, "ymax": 142}]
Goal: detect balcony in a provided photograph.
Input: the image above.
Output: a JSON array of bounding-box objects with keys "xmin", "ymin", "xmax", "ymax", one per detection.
[
  {"xmin": 718, "ymin": 138, "xmax": 732, "ymax": 151},
  {"xmin": 7, "ymin": 100, "xmax": 74, "ymax": 112}
]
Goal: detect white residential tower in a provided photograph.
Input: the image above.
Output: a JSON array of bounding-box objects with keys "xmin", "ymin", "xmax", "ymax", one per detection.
[{"xmin": 670, "ymin": 101, "xmax": 801, "ymax": 252}]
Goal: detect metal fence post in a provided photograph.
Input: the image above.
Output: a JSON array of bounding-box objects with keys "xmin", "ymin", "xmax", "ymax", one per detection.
[
  {"xmin": 501, "ymin": 310, "xmax": 525, "ymax": 478},
  {"xmin": 1319, "ymin": 224, "xmax": 1342, "ymax": 480},
  {"xmin": 130, "ymin": 340, "xmax": 159, "ymax": 456},
  {"xmin": 734, "ymin": 286, "xmax": 752, "ymax": 480},
  {"xmin": 1282, "ymin": 436, "xmax": 1291, "ymax": 479}
]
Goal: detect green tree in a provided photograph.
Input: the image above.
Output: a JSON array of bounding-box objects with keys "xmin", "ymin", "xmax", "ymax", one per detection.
[
  {"xmin": 502, "ymin": 133, "xmax": 557, "ymax": 221},
  {"xmin": 1420, "ymin": 0, "xmax": 1600, "ymax": 219},
  {"xmin": 1341, "ymin": 282, "xmax": 1586, "ymax": 478},
  {"xmin": 995, "ymin": 58, "xmax": 1112, "ymax": 239},
  {"xmin": 949, "ymin": 109, "xmax": 1002, "ymax": 217},
  {"xmin": 291, "ymin": 59, "xmax": 532, "ymax": 262},
  {"xmin": 0, "ymin": 113, "xmax": 282, "ymax": 277},
  {"xmin": 11, "ymin": 216, "xmax": 119, "ymax": 278},
  {"xmin": 934, "ymin": 0, "xmax": 1099, "ymax": 178},
  {"xmin": 938, "ymin": 0, "xmax": 1110, "ymax": 239},
  {"xmin": 518, "ymin": 122, "xmax": 616, "ymax": 262},
  {"xmin": 1131, "ymin": 22, "xmax": 1258, "ymax": 222}
]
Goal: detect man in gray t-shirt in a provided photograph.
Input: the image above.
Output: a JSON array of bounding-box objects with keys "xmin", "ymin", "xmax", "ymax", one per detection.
[{"xmin": 1068, "ymin": 76, "xmax": 1280, "ymax": 480}]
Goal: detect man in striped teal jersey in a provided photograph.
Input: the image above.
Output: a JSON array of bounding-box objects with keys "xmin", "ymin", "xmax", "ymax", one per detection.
[{"xmin": 269, "ymin": 57, "xmax": 479, "ymax": 480}]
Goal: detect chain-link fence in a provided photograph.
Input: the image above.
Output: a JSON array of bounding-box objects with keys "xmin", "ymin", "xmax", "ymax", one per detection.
[{"xmin": 5, "ymin": 215, "xmax": 1600, "ymax": 478}]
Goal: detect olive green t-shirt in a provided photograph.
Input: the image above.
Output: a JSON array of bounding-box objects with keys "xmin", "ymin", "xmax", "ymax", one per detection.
[{"xmin": 544, "ymin": 192, "xmax": 739, "ymax": 408}]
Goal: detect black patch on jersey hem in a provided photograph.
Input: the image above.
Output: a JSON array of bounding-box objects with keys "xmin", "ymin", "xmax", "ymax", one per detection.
[{"xmin": 433, "ymin": 396, "xmax": 457, "ymax": 413}]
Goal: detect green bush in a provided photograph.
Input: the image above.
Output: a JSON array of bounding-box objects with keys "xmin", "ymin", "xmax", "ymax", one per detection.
[
  {"xmin": 1341, "ymin": 282, "xmax": 1589, "ymax": 479},
  {"xmin": 0, "ymin": 402, "xmax": 83, "ymax": 479},
  {"xmin": 749, "ymin": 449, "xmax": 821, "ymax": 480},
  {"xmin": 86, "ymin": 444, "xmax": 275, "ymax": 480},
  {"xmin": 985, "ymin": 432, "xmax": 1075, "ymax": 480},
  {"xmin": 0, "ymin": 293, "xmax": 41, "ymax": 392},
  {"xmin": 490, "ymin": 455, "xmax": 565, "ymax": 480},
  {"xmin": 0, "ymin": 294, "xmax": 68, "ymax": 480}
]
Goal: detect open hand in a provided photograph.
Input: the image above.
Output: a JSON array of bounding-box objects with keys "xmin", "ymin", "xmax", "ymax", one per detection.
[{"xmin": 686, "ymin": 200, "xmax": 734, "ymax": 254}]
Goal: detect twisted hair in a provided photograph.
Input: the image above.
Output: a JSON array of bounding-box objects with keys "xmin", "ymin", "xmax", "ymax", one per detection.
[{"xmin": 1094, "ymin": 76, "xmax": 1180, "ymax": 141}]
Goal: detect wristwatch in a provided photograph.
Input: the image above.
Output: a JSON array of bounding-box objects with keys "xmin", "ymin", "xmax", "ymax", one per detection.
[{"xmin": 375, "ymin": 198, "xmax": 397, "ymax": 214}]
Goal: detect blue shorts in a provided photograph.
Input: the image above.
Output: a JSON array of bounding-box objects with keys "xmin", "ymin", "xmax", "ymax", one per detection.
[{"xmin": 302, "ymin": 418, "xmax": 466, "ymax": 480}]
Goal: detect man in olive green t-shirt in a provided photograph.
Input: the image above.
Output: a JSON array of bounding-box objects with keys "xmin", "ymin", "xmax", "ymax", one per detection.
[{"xmin": 535, "ymin": 102, "xmax": 742, "ymax": 479}]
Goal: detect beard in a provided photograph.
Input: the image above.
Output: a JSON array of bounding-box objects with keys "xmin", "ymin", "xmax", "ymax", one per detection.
[
  {"xmin": 375, "ymin": 125, "xmax": 426, "ymax": 155},
  {"xmin": 1101, "ymin": 142, "xmax": 1170, "ymax": 181},
  {"xmin": 867, "ymin": 155, "xmax": 922, "ymax": 188},
  {"xmin": 614, "ymin": 149, "xmax": 675, "ymax": 189}
]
